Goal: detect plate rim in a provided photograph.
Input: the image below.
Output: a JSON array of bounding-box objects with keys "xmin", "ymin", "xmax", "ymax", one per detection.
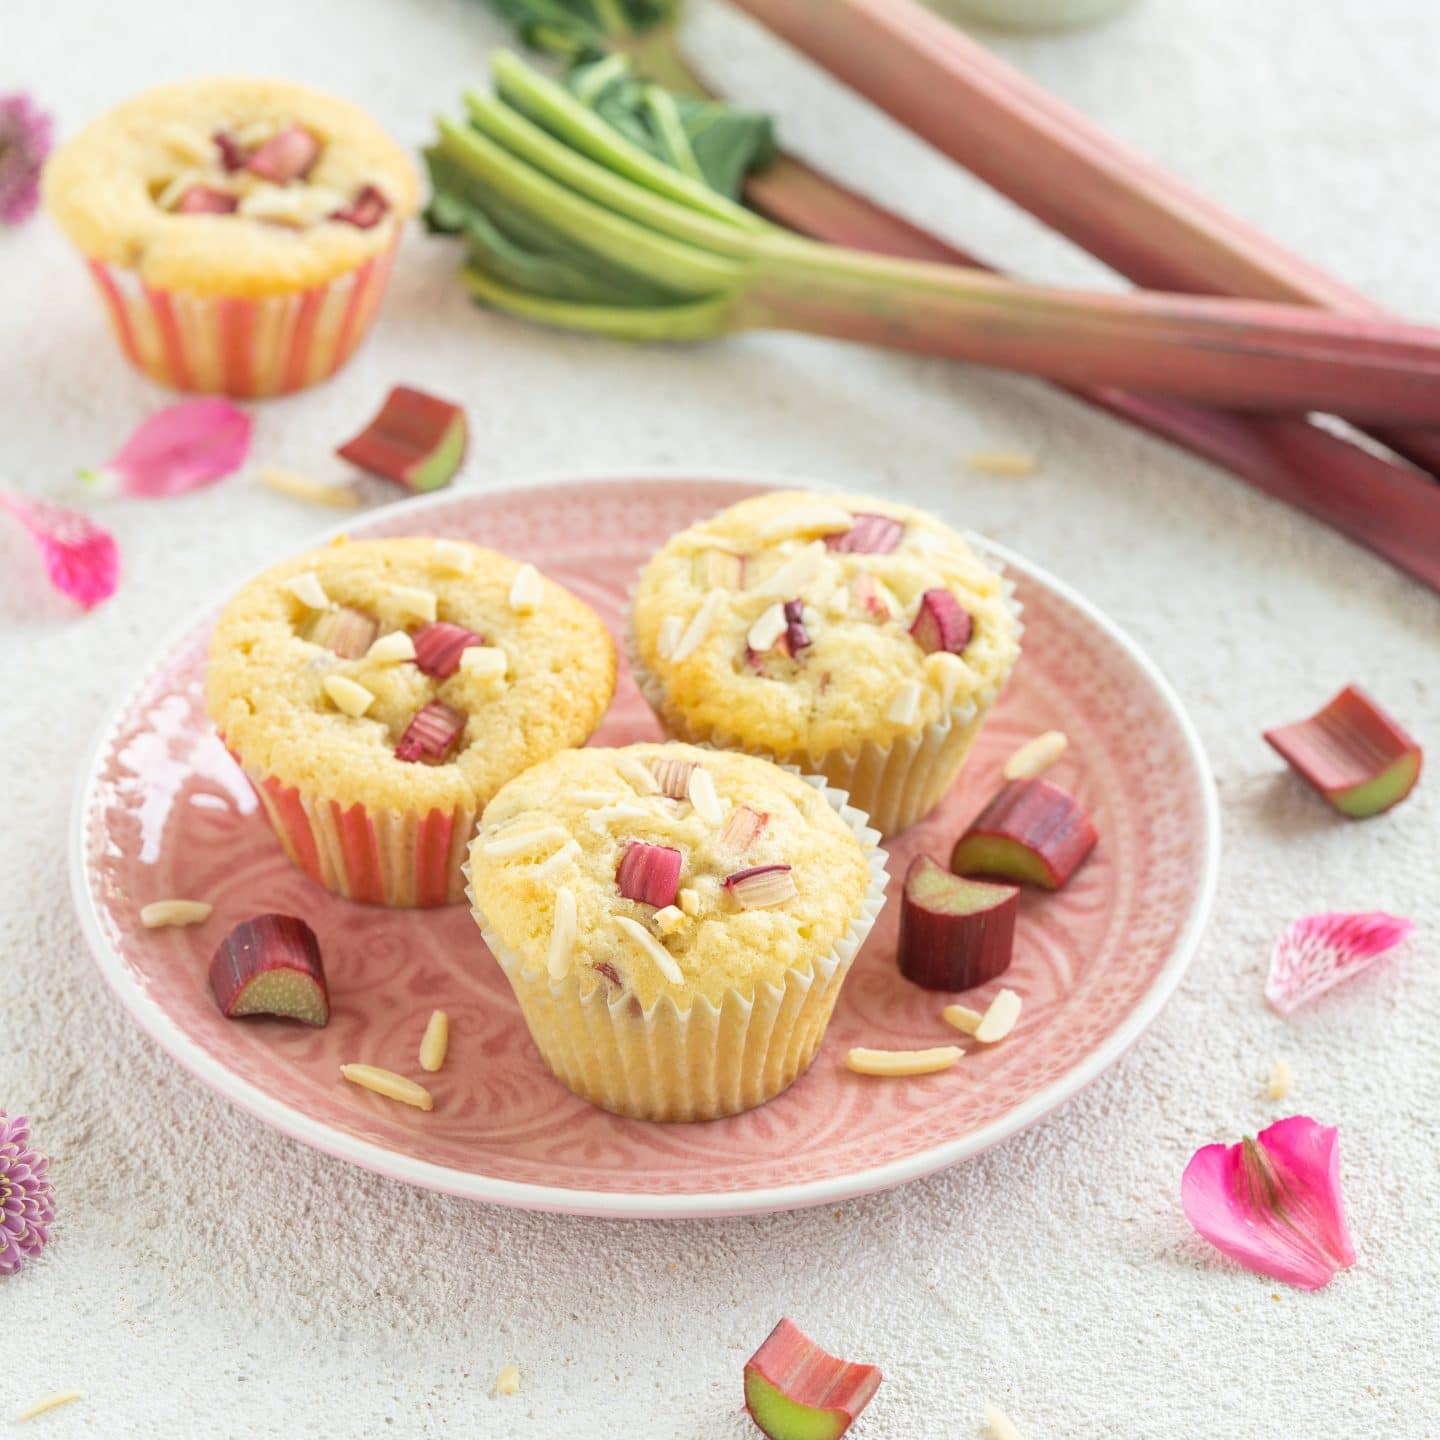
[{"xmin": 69, "ymin": 468, "xmax": 1220, "ymax": 1219}]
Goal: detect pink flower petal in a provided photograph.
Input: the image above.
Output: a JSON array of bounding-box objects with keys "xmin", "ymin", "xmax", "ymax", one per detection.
[
  {"xmin": 1181, "ymin": 1116, "xmax": 1356, "ymax": 1291},
  {"xmin": 0, "ymin": 93, "xmax": 53, "ymax": 226},
  {"xmin": 0, "ymin": 491, "xmax": 119, "ymax": 609},
  {"xmin": 1266, "ymin": 910, "xmax": 1414, "ymax": 1016},
  {"xmin": 83, "ymin": 399, "xmax": 253, "ymax": 498}
]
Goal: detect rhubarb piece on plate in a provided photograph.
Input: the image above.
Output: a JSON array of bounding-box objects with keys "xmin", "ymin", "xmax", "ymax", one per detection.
[
  {"xmin": 952, "ymin": 778, "xmax": 1097, "ymax": 890},
  {"xmin": 744, "ymin": 1318, "xmax": 881, "ymax": 1440},
  {"xmin": 412, "ymin": 621, "xmax": 486, "ymax": 678},
  {"xmin": 616, "ymin": 841, "xmax": 682, "ymax": 909},
  {"xmin": 910, "ymin": 588, "xmax": 973, "ymax": 655},
  {"xmin": 336, "ymin": 385, "xmax": 468, "ymax": 493},
  {"xmin": 209, "ymin": 914, "xmax": 329, "ymax": 1026},
  {"xmin": 898, "ymin": 854, "xmax": 1018, "ymax": 991},
  {"xmin": 1264, "ymin": 685, "xmax": 1422, "ymax": 818},
  {"xmin": 244, "ymin": 124, "xmax": 320, "ymax": 184},
  {"xmin": 825, "ymin": 512, "xmax": 904, "ymax": 554},
  {"xmin": 395, "ymin": 701, "xmax": 466, "ymax": 763}
]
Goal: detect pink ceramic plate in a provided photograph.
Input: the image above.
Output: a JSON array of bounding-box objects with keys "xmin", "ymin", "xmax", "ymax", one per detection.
[{"xmin": 71, "ymin": 475, "xmax": 1217, "ymax": 1218}]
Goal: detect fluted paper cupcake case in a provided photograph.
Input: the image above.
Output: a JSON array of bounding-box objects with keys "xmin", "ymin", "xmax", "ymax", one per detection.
[
  {"xmin": 465, "ymin": 771, "xmax": 889, "ymax": 1123},
  {"xmin": 234, "ymin": 751, "xmax": 476, "ymax": 908},
  {"xmin": 82, "ymin": 234, "xmax": 397, "ymax": 397},
  {"xmin": 624, "ymin": 562, "xmax": 1024, "ymax": 838}
]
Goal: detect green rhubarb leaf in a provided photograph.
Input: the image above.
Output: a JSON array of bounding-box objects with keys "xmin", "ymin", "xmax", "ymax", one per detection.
[{"xmin": 478, "ymin": 0, "xmax": 680, "ymax": 60}]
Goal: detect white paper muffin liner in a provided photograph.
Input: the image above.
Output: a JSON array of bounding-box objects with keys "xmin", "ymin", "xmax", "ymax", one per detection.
[
  {"xmin": 465, "ymin": 771, "xmax": 889, "ymax": 1123},
  {"xmin": 623, "ymin": 567, "xmax": 1024, "ymax": 837}
]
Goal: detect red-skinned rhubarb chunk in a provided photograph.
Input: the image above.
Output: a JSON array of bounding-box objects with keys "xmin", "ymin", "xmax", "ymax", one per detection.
[
  {"xmin": 213, "ymin": 130, "xmax": 246, "ymax": 172},
  {"xmin": 782, "ymin": 599, "xmax": 810, "ymax": 654},
  {"xmin": 692, "ymin": 547, "xmax": 747, "ymax": 589},
  {"xmin": 244, "ymin": 125, "xmax": 320, "ymax": 184},
  {"xmin": 336, "ymin": 386, "xmax": 468, "ymax": 494},
  {"xmin": 910, "ymin": 588, "xmax": 973, "ymax": 655},
  {"xmin": 330, "ymin": 184, "xmax": 391, "ymax": 229},
  {"xmin": 1264, "ymin": 684, "xmax": 1422, "ymax": 818},
  {"xmin": 825, "ymin": 513, "xmax": 903, "ymax": 555},
  {"xmin": 175, "ymin": 185, "xmax": 238, "ymax": 215},
  {"xmin": 617, "ymin": 841, "xmax": 682, "ymax": 909},
  {"xmin": 899, "ymin": 854, "xmax": 1018, "ymax": 991},
  {"xmin": 718, "ymin": 805, "xmax": 768, "ymax": 854},
  {"xmin": 725, "ymin": 864, "xmax": 797, "ymax": 909},
  {"xmin": 744, "ymin": 1318, "xmax": 881, "ymax": 1440},
  {"xmin": 650, "ymin": 755, "xmax": 697, "ymax": 799},
  {"xmin": 952, "ymin": 778, "xmax": 1097, "ymax": 890},
  {"xmin": 412, "ymin": 621, "xmax": 486, "ymax": 679},
  {"xmin": 395, "ymin": 702, "xmax": 466, "ymax": 763},
  {"xmin": 308, "ymin": 606, "xmax": 378, "ymax": 659},
  {"xmin": 209, "ymin": 914, "xmax": 329, "ymax": 1026}
]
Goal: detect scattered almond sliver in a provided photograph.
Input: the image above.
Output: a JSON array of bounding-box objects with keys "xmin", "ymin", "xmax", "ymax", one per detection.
[
  {"xmin": 509, "ymin": 562, "xmax": 543, "ymax": 614},
  {"xmin": 284, "ymin": 571, "xmax": 330, "ymax": 610},
  {"xmin": 494, "ymin": 1365, "xmax": 521, "ymax": 1396},
  {"xmin": 846, "ymin": 1046, "xmax": 963, "ymax": 1077},
  {"xmin": 984, "ymin": 1404, "xmax": 1025, "ymax": 1440},
  {"xmin": 419, "ymin": 1010, "xmax": 449, "ymax": 1073},
  {"xmin": 974, "ymin": 989, "xmax": 1022, "ymax": 1044},
  {"xmin": 259, "ymin": 465, "xmax": 361, "ymax": 509},
  {"xmin": 887, "ymin": 679, "xmax": 923, "ymax": 727},
  {"xmin": 1267, "ymin": 1057, "xmax": 1293, "ymax": 1101},
  {"xmin": 967, "ymin": 449, "xmax": 1038, "ymax": 477},
  {"xmin": 459, "ymin": 645, "xmax": 507, "ymax": 684},
  {"xmin": 1003, "ymin": 730, "xmax": 1068, "ymax": 781},
  {"xmin": 433, "ymin": 539, "xmax": 473, "ymax": 575},
  {"xmin": 140, "ymin": 899, "xmax": 213, "ymax": 929},
  {"xmin": 482, "ymin": 824, "xmax": 570, "ymax": 859},
  {"xmin": 924, "ymin": 651, "xmax": 968, "ymax": 708},
  {"xmin": 615, "ymin": 915, "xmax": 683, "ymax": 986},
  {"xmin": 388, "ymin": 584, "xmax": 438, "ymax": 623},
  {"xmin": 323, "ymin": 674, "xmax": 375, "ymax": 718},
  {"xmin": 14, "ymin": 1392, "xmax": 82, "ymax": 1423},
  {"xmin": 940, "ymin": 1003, "xmax": 984, "ymax": 1036},
  {"xmin": 548, "ymin": 886, "xmax": 578, "ymax": 978},
  {"xmin": 678, "ymin": 888, "xmax": 701, "ymax": 917},
  {"xmin": 657, "ymin": 614, "xmax": 684, "ymax": 660},
  {"xmin": 339, "ymin": 1063, "xmax": 434, "ymax": 1111},
  {"xmin": 671, "ymin": 589, "xmax": 726, "ymax": 663},
  {"xmin": 367, "ymin": 630, "xmax": 416, "ymax": 663},
  {"xmin": 654, "ymin": 904, "xmax": 685, "ymax": 935},
  {"xmin": 757, "ymin": 503, "xmax": 852, "ymax": 540},
  {"xmin": 615, "ymin": 754, "xmax": 661, "ymax": 796},
  {"xmin": 687, "ymin": 766, "xmax": 723, "ymax": 825},
  {"xmin": 755, "ymin": 540, "xmax": 827, "ymax": 597}
]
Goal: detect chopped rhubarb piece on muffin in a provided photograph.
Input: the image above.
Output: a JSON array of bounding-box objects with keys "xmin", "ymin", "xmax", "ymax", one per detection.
[
  {"xmin": 244, "ymin": 124, "xmax": 319, "ymax": 183},
  {"xmin": 411, "ymin": 621, "xmax": 486, "ymax": 679},
  {"xmin": 909, "ymin": 588, "xmax": 973, "ymax": 656},
  {"xmin": 395, "ymin": 701, "xmax": 466, "ymax": 763},
  {"xmin": 330, "ymin": 183, "xmax": 390, "ymax": 229},
  {"xmin": 175, "ymin": 184, "xmax": 238, "ymax": 214}
]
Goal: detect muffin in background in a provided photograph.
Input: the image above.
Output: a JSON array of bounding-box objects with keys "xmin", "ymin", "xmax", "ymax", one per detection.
[
  {"xmin": 467, "ymin": 743, "xmax": 887, "ymax": 1122},
  {"xmin": 206, "ymin": 536, "xmax": 616, "ymax": 907},
  {"xmin": 43, "ymin": 77, "xmax": 416, "ymax": 396},
  {"xmin": 628, "ymin": 491, "xmax": 1022, "ymax": 836}
]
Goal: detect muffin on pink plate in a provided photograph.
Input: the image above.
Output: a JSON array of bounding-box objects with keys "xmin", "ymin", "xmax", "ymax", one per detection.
[{"xmin": 42, "ymin": 77, "xmax": 416, "ymax": 396}]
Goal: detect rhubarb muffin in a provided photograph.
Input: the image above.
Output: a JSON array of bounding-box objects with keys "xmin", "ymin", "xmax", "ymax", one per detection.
[
  {"xmin": 467, "ymin": 742, "xmax": 887, "ymax": 1122},
  {"xmin": 206, "ymin": 537, "xmax": 616, "ymax": 907},
  {"xmin": 628, "ymin": 491, "xmax": 1022, "ymax": 835},
  {"xmin": 42, "ymin": 77, "xmax": 417, "ymax": 396}
]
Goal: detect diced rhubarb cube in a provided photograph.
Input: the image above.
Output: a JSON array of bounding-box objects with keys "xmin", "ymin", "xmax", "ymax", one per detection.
[
  {"xmin": 725, "ymin": 864, "xmax": 797, "ymax": 910},
  {"xmin": 213, "ymin": 130, "xmax": 246, "ymax": 172},
  {"xmin": 649, "ymin": 755, "xmax": 697, "ymax": 800},
  {"xmin": 395, "ymin": 702, "xmax": 466, "ymax": 763},
  {"xmin": 209, "ymin": 914, "xmax": 329, "ymax": 1026},
  {"xmin": 718, "ymin": 805, "xmax": 768, "ymax": 854},
  {"xmin": 849, "ymin": 572, "xmax": 891, "ymax": 620},
  {"xmin": 175, "ymin": 185, "xmax": 238, "ymax": 215},
  {"xmin": 244, "ymin": 125, "xmax": 320, "ymax": 184},
  {"xmin": 308, "ymin": 606, "xmax": 379, "ymax": 660},
  {"xmin": 952, "ymin": 778, "xmax": 1097, "ymax": 890},
  {"xmin": 330, "ymin": 184, "xmax": 391, "ymax": 229},
  {"xmin": 910, "ymin": 589, "xmax": 973, "ymax": 655},
  {"xmin": 825, "ymin": 513, "xmax": 904, "ymax": 555},
  {"xmin": 616, "ymin": 841, "xmax": 682, "ymax": 909},
  {"xmin": 744, "ymin": 1318, "xmax": 882, "ymax": 1440},
  {"xmin": 1264, "ymin": 684, "xmax": 1422, "ymax": 818},
  {"xmin": 412, "ymin": 621, "xmax": 486, "ymax": 679},
  {"xmin": 336, "ymin": 385, "xmax": 468, "ymax": 494},
  {"xmin": 692, "ymin": 547, "xmax": 747, "ymax": 590}
]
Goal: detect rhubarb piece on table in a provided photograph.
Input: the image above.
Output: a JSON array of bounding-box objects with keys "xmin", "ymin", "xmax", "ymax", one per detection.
[
  {"xmin": 952, "ymin": 778, "xmax": 1097, "ymax": 890},
  {"xmin": 898, "ymin": 854, "xmax": 1018, "ymax": 991},
  {"xmin": 825, "ymin": 512, "xmax": 904, "ymax": 554},
  {"xmin": 1263, "ymin": 685, "xmax": 1422, "ymax": 818},
  {"xmin": 175, "ymin": 184, "xmax": 238, "ymax": 214},
  {"xmin": 617, "ymin": 841, "xmax": 682, "ymax": 909},
  {"xmin": 330, "ymin": 183, "xmax": 391, "ymax": 229},
  {"xmin": 308, "ymin": 605, "xmax": 378, "ymax": 659},
  {"xmin": 209, "ymin": 914, "xmax": 329, "ymax": 1026},
  {"xmin": 1265, "ymin": 910, "xmax": 1414, "ymax": 1016},
  {"xmin": 395, "ymin": 701, "xmax": 466, "ymax": 763},
  {"xmin": 909, "ymin": 588, "xmax": 973, "ymax": 655},
  {"xmin": 726, "ymin": 864, "xmax": 798, "ymax": 910},
  {"xmin": 336, "ymin": 386, "xmax": 468, "ymax": 493},
  {"xmin": 744, "ymin": 1318, "xmax": 881, "ymax": 1440},
  {"xmin": 244, "ymin": 124, "xmax": 319, "ymax": 183},
  {"xmin": 412, "ymin": 621, "xmax": 486, "ymax": 679}
]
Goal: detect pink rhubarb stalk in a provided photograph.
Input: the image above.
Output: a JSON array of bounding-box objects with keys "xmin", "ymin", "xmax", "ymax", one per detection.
[
  {"xmin": 0, "ymin": 491, "xmax": 118, "ymax": 609},
  {"xmin": 616, "ymin": 841, "xmax": 682, "ymax": 908},
  {"xmin": 395, "ymin": 702, "xmax": 466, "ymax": 763},
  {"xmin": 81, "ymin": 398, "xmax": 253, "ymax": 498},
  {"xmin": 1266, "ymin": 911, "xmax": 1415, "ymax": 1016},
  {"xmin": 1181, "ymin": 1116, "xmax": 1356, "ymax": 1290}
]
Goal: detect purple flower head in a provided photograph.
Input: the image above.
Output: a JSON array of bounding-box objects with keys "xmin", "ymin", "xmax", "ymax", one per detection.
[
  {"xmin": 0, "ymin": 94, "xmax": 55, "ymax": 225},
  {"xmin": 0, "ymin": 1112, "xmax": 54, "ymax": 1275}
]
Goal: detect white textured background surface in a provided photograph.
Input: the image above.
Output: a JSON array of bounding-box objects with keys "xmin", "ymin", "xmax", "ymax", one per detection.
[{"xmin": 3, "ymin": 2, "xmax": 1438, "ymax": 1435}]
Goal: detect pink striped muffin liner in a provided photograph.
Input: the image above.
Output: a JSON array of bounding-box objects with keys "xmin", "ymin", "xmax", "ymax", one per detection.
[
  {"xmin": 235, "ymin": 754, "xmax": 476, "ymax": 909},
  {"xmin": 83, "ymin": 237, "xmax": 397, "ymax": 397}
]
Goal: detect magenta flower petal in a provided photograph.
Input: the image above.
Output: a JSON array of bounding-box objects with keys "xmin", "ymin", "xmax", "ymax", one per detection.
[
  {"xmin": 0, "ymin": 491, "xmax": 119, "ymax": 609},
  {"xmin": 0, "ymin": 93, "xmax": 53, "ymax": 225},
  {"xmin": 1266, "ymin": 910, "xmax": 1415, "ymax": 1016},
  {"xmin": 82, "ymin": 398, "xmax": 253, "ymax": 498},
  {"xmin": 1181, "ymin": 1116, "xmax": 1356, "ymax": 1291},
  {"xmin": 0, "ymin": 1112, "xmax": 55, "ymax": 1276}
]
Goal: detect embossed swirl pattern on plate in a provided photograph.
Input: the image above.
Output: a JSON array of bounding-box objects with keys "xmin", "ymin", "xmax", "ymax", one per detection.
[{"xmin": 80, "ymin": 479, "xmax": 1212, "ymax": 1201}]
